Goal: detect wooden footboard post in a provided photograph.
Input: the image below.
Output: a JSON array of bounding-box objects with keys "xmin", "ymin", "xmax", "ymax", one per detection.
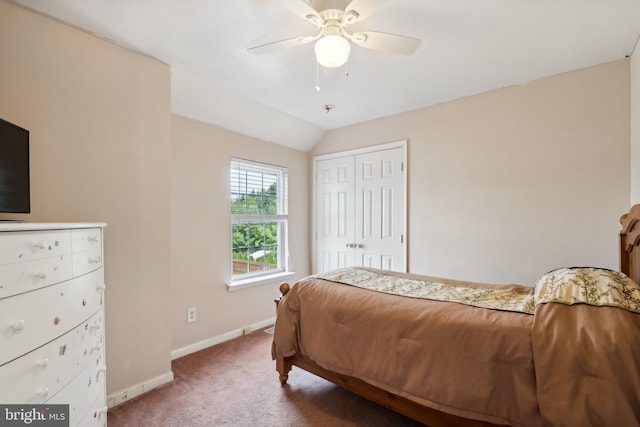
[
  {"xmin": 275, "ymin": 282, "xmax": 292, "ymax": 385},
  {"xmin": 276, "ymin": 357, "xmax": 293, "ymax": 385},
  {"xmin": 274, "ymin": 282, "xmax": 290, "ymax": 304}
]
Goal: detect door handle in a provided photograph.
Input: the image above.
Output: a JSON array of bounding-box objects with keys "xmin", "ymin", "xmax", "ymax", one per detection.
[{"xmin": 345, "ymin": 243, "xmax": 363, "ymax": 249}]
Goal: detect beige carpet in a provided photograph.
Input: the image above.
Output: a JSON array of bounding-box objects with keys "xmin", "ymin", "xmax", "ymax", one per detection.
[{"xmin": 107, "ymin": 328, "xmax": 425, "ymax": 426}]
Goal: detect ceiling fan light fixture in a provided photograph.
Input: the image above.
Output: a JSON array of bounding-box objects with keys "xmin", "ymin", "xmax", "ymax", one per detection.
[{"xmin": 314, "ymin": 35, "xmax": 350, "ymax": 68}]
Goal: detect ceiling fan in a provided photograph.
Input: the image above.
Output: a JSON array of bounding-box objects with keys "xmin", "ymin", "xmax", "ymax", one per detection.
[{"xmin": 248, "ymin": 0, "xmax": 421, "ymax": 68}]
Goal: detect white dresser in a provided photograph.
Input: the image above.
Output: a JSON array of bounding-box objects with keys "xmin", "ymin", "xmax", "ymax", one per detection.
[{"xmin": 0, "ymin": 223, "xmax": 107, "ymax": 427}]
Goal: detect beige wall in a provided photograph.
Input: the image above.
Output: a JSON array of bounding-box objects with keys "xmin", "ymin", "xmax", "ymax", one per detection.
[
  {"xmin": 0, "ymin": 1, "xmax": 172, "ymax": 395},
  {"xmin": 313, "ymin": 60, "xmax": 630, "ymax": 285},
  {"xmin": 631, "ymin": 39, "xmax": 640, "ymax": 205},
  {"xmin": 170, "ymin": 115, "xmax": 309, "ymax": 353}
]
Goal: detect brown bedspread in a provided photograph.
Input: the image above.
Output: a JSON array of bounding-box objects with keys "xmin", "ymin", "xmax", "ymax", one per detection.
[
  {"xmin": 272, "ymin": 269, "xmax": 640, "ymax": 426},
  {"xmin": 531, "ymin": 303, "xmax": 640, "ymax": 426}
]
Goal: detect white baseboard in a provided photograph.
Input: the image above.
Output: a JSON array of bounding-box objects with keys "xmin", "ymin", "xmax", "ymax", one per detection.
[
  {"xmin": 170, "ymin": 316, "xmax": 276, "ymax": 360},
  {"xmin": 107, "ymin": 371, "xmax": 174, "ymax": 408}
]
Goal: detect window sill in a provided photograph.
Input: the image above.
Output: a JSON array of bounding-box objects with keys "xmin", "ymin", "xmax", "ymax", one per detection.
[{"xmin": 227, "ymin": 271, "xmax": 295, "ymax": 292}]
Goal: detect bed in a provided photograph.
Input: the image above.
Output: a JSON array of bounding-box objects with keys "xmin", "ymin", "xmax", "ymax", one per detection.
[{"xmin": 271, "ymin": 204, "xmax": 640, "ymax": 427}]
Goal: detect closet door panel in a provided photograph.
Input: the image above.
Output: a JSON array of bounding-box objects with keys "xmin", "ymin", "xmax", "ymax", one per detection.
[
  {"xmin": 354, "ymin": 147, "xmax": 405, "ymax": 271},
  {"xmin": 315, "ymin": 156, "xmax": 355, "ymax": 274}
]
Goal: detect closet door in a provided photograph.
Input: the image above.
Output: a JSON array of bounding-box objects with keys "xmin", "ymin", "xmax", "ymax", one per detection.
[
  {"xmin": 354, "ymin": 147, "xmax": 405, "ymax": 271},
  {"xmin": 314, "ymin": 142, "xmax": 406, "ymax": 274},
  {"xmin": 315, "ymin": 156, "xmax": 355, "ymax": 273}
]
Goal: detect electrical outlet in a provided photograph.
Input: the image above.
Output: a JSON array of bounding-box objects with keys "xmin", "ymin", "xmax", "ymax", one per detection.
[{"xmin": 187, "ymin": 307, "xmax": 196, "ymax": 323}]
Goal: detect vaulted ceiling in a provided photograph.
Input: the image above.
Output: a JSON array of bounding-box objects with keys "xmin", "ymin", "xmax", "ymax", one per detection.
[{"xmin": 11, "ymin": 0, "xmax": 640, "ymax": 151}]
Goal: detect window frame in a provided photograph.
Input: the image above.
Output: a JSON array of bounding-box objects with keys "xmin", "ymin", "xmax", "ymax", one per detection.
[{"xmin": 228, "ymin": 158, "xmax": 292, "ymax": 290}]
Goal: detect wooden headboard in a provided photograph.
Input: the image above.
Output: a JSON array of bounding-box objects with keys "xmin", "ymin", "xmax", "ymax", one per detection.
[{"xmin": 620, "ymin": 204, "xmax": 640, "ymax": 284}]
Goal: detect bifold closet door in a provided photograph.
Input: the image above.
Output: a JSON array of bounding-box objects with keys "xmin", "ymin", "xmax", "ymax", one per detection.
[
  {"xmin": 315, "ymin": 155, "xmax": 356, "ymax": 273},
  {"xmin": 354, "ymin": 147, "xmax": 405, "ymax": 271},
  {"xmin": 315, "ymin": 145, "xmax": 405, "ymax": 274}
]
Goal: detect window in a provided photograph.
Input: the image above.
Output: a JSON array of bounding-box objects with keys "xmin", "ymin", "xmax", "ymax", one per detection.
[{"xmin": 230, "ymin": 158, "xmax": 289, "ymax": 285}]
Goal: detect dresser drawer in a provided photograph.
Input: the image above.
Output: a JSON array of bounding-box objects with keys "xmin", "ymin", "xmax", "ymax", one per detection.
[
  {"xmin": 0, "ymin": 255, "xmax": 73, "ymax": 300},
  {"xmin": 0, "ymin": 269, "xmax": 104, "ymax": 366},
  {"xmin": 0, "ymin": 328, "xmax": 75, "ymax": 403},
  {"xmin": 73, "ymin": 312, "xmax": 104, "ymax": 373},
  {"xmin": 0, "ymin": 230, "xmax": 72, "ymax": 265},
  {"xmin": 71, "ymin": 228, "xmax": 102, "ymax": 253},
  {"xmin": 48, "ymin": 356, "xmax": 106, "ymax": 427},
  {"xmin": 77, "ymin": 388, "xmax": 107, "ymax": 427},
  {"xmin": 72, "ymin": 247, "xmax": 103, "ymax": 277}
]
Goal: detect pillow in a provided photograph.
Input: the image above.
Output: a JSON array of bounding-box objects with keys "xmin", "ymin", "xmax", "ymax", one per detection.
[{"xmin": 534, "ymin": 267, "xmax": 640, "ymax": 313}]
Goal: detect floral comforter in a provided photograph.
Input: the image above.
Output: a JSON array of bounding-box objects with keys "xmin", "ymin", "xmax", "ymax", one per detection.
[{"xmin": 316, "ymin": 266, "xmax": 640, "ymax": 315}]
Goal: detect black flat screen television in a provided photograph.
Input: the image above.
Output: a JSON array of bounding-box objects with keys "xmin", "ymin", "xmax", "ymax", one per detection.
[{"xmin": 0, "ymin": 118, "xmax": 30, "ymax": 214}]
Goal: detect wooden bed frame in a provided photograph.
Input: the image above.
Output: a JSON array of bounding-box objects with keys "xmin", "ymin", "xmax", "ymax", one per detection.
[
  {"xmin": 274, "ymin": 204, "xmax": 640, "ymax": 427},
  {"xmin": 620, "ymin": 204, "xmax": 640, "ymax": 285}
]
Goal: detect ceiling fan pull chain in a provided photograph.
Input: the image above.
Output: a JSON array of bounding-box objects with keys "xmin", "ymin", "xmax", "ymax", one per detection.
[{"xmin": 315, "ymin": 60, "xmax": 321, "ymax": 92}]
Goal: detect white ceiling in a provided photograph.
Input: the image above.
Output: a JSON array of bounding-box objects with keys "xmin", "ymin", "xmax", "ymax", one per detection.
[{"xmin": 11, "ymin": 0, "xmax": 640, "ymax": 151}]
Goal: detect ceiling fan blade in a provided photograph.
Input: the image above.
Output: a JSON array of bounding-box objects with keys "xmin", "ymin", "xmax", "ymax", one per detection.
[
  {"xmin": 343, "ymin": 0, "xmax": 389, "ymax": 24},
  {"xmin": 248, "ymin": 33, "xmax": 320, "ymax": 54},
  {"xmin": 349, "ymin": 31, "xmax": 420, "ymax": 55},
  {"xmin": 284, "ymin": 0, "xmax": 323, "ymax": 26}
]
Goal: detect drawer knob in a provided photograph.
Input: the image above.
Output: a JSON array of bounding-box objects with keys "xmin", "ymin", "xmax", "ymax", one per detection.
[
  {"xmin": 96, "ymin": 366, "xmax": 107, "ymax": 380},
  {"xmin": 37, "ymin": 387, "xmax": 50, "ymax": 397},
  {"xmin": 89, "ymin": 256, "xmax": 101, "ymax": 264},
  {"xmin": 32, "ymin": 241, "xmax": 46, "ymax": 250},
  {"xmin": 33, "ymin": 271, "xmax": 48, "ymax": 280},
  {"xmin": 94, "ymin": 407, "xmax": 108, "ymax": 419},
  {"xmin": 88, "ymin": 235, "xmax": 100, "ymax": 243},
  {"xmin": 97, "ymin": 284, "xmax": 106, "ymax": 291},
  {"xmin": 11, "ymin": 319, "xmax": 25, "ymax": 332},
  {"xmin": 36, "ymin": 358, "xmax": 49, "ymax": 368}
]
